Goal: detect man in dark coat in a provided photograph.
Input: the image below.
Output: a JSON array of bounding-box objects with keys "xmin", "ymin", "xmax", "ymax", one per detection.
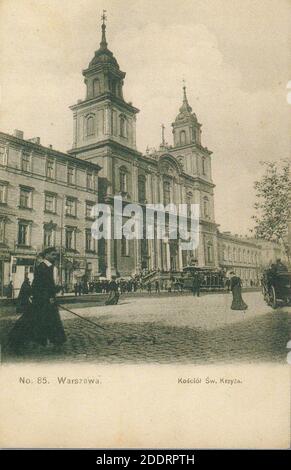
[{"xmin": 192, "ymin": 271, "xmax": 201, "ymax": 297}]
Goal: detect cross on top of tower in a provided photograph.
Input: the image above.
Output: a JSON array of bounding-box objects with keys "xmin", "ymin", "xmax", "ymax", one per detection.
[
  {"xmin": 161, "ymin": 123, "xmax": 165, "ymax": 145},
  {"xmin": 101, "ymin": 9, "xmax": 107, "ymax": 25},
  {"xmin": 100, "ymin": 10, "xmax": 108, "ymax": 49},
  {"xmin": 182, "ymin": 78, "xmax": 188, "ymax": 101}
]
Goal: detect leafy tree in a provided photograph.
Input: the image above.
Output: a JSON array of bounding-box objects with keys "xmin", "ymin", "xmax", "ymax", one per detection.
[{"xmin": 252, "ymin": 159, "xmax": 290, "ymax": 261}]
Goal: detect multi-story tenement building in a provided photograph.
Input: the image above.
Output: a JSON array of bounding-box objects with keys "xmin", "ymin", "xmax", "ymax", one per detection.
[
  {"xmin": 217, "ymin": 231, "xmax": 262, "ymax": 286},
  {"xmin": 252, "ymin": 238, "xmax": 288, "ymax": 269},
  {"xmin": 0, "ymin": 130, "xmax": 100, "ymax": 295},
  {"xmin": 68, "ymin": 19, "xmax": 219, "ymax": 277}
]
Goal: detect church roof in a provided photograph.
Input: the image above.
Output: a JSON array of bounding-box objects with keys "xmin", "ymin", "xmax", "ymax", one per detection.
[
  {"xmin": 175, "ymin": 85, "xmax": 198, "ymax": 123},
  {"xmin": 88, "ymin": 18, "xmax": 120, "ymax": 69}
]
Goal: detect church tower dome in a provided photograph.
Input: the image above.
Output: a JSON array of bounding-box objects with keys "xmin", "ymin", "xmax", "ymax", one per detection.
[
  {"xmin": 82, "ymin": 11, "xmax": 126, "ymax": 101},
  {"xmin": 172, "ymin": 84, "xmax": 202, "ymax": 147},
  {"xmin": 88, "ymin": 14, "xmax": 120, "ymax": 69}
]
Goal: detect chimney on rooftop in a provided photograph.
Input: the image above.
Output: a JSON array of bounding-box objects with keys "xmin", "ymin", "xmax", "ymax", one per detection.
[
  {"xmin": 28, "ymin": 137, "xmax": 40, "ymax": 145},
  {"xmin": 13, "ymin": 129, "xmax": 24, "ymax": 139}
]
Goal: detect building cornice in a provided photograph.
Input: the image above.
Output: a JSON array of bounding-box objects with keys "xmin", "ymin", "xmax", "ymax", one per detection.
[
  {"xmin": 0, "ymin": 131, "xmax": 101, "ymax": 172},
  {"xmin": 70, "ymin": 93, "xmax": 139, "ymax": 114},
  {"xmin": 68, "ymin": 139, "xmax": 142, "ymax": 159}
]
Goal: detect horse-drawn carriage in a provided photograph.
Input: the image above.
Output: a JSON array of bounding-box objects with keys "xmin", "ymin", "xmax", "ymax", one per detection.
[{"xmin": 261, "ymin": 267, "xmax": 291, "ymax": 309}]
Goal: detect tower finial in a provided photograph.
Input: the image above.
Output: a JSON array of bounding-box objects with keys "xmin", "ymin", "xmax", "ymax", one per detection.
[
  {"xmin": 161, "ymin": 124, "xmax": 165, "ymax": 146},
  {"xmin": 100, "ymin": 10, "xmax": 107, "ymax": 49},
  {"xmin": 182, "ymin": 78, "xmax": 187, "ymax": 102}
]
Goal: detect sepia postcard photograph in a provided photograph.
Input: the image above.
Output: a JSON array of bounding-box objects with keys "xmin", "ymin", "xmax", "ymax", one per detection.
[{"xmin": 0, "ymin": 0, "xmax": 290, "ymax": 449}]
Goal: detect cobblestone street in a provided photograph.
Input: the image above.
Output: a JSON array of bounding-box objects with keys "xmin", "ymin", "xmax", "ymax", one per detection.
[{"xmin": 1, "ymin": 291, "xmax": 291, "ymax": 364}]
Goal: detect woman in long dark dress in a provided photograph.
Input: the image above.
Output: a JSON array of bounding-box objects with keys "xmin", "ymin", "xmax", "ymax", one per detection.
[
  {"xmin": 230, "ymin": 272, "xmax": 248, "ymax": 311},
  {"xmin": 16, "ymin": 275, "xmax": 31, "ymax": 314},
  {"xmin": 7, "ymin": 276, "xmax": 33, "ymax": 352},
  {"xmin": 105, "ymin": 279, "xmax": 120, "ymax": 305},
  {"xmin": 8, "ymin": 248, "xmax": 66, "ymax": 353}
]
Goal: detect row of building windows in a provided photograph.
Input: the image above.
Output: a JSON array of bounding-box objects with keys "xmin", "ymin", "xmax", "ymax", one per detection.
[
  {"xmin": 178, "ymin": 128, "xmax": 201, "ymax": 146},
  {"xmin": 0, "ymin": 216, "xmax": 130, "ymax": 258},
  {"xmin": 117, "ymin": 168, "xmax": 211, "ymax": 218},
  {"xmin": 0, "ymin": 218, "xmax": 96, "ymax": 252},
  {"xmin": 90, "ymin": 77, "xmax": 122, "ymax": 98},
  {"xmin": 85, "ymin": 113, "xmax": 128, "ymax": 138},
  {"xmin": 0, "ymin": 182, "xmax": 95, "ymax": 218},
  {"xmin": 0, "ymin": 147, "xmax": 97, "ymax": 189},
  {"xmin": 221, "ymin": 245, "xmax": 259, "ymax": 264}
]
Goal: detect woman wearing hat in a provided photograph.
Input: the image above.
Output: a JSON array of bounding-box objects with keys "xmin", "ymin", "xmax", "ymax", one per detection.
[{"xmin": 229, "ymin": 271, "xmax": 248, "ymax": 311}]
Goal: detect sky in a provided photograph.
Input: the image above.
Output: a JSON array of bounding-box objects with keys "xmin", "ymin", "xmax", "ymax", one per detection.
[{"xmin": 0, "ymin": 0, "xmax": 290, "ymax": 235}]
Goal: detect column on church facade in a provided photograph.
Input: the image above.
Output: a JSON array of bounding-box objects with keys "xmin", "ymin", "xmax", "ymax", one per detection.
[
  {"xmin": 106, "ymin": 211, "xmax": 116, "ymax": 279},
  {"xmin": 73, "ymin": 112, "xmax": 77, "ymax": 148},
  {"xmin": 197, "ymin": 229, "xmax": 205, "ymax": 266},
  {"xmin": 132, "ymin": 163, "xmax": 139, "ymax": 202},
  {"xmin": 104, "ymin": 105, "xmax": 111, "ymax": 135},
  {"xmin": 193, "ymin": 182, "xmax": 200, "ymax": 206},
  {"xmin": 132, "ymin": 163, "xmax": 140, "ymax": 273},
  {"xmin": 159, "ymin": 174, "xmax": 164, "ymax": 204},
  {"xmin": 104, "ymin": 154, "xmax": 113, "ymax": 196},
  {"xmin": 178, "ymin": 240, "xmax": 183, "ymax": 271},
  {"xmin": 135, "ymin": 237, "xmax": 142, "ymax": 274},
  {"xmin": 146, "ymin": 171, "xmax": 152, "ymax": 204},
  {"xmin": 155, "ymin": 227, "xmax": 162, "ymax": 270},
  {"xmin": 172, "ymin": 178, "xmax": 178, "ymax": 205},
  {"xmin": 132, "ymin": 116, "xmax": 136, "ymax": 148},
  {"xmin": 212, "ymin": 231, "xmax": 219, "ymax": 267},
  {"xmin": 155, "ymin": 174, "xmax": 160, "ymax": 205},
  {"xmin": 147, "ymin": 239, "xmax": 154, "ymax": 270},
  {"xmin": 179, "ymin": 184, "xmax": 184, "ymax": 205},
  {"xmin": 166, "ymin": 240, "xmax": 170, "ymax": 271}
]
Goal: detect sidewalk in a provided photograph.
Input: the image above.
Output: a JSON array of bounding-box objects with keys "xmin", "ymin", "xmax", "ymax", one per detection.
[{"xmin": 0, "ymin": 287, "xmax": 261, "ymax": 307}]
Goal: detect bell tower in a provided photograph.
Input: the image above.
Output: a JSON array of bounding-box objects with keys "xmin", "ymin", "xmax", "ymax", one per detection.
[
  {"xmin": 69, "ymin": 11, "xmax": 139, "ymax": 156},
  {"xmin": 172, "ymin": 83, "xmax": 202, "ymax": 148}
]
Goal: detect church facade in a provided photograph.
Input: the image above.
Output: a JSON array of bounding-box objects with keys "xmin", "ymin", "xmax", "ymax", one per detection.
[
  {"xmin": 1, "ymin": 17, "xmax": 284, "ymax": 293},
  {"xmin": 68, "ymin": 19, "xmax": 219, "ymax": 278}
]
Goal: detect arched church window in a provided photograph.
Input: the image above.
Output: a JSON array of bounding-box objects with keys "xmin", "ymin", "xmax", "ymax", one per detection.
[
  {"xmin": 138, "ymin": 175, "xmax": 146, "ymax": 203},
  {"xmin": 186, "ymin": 191, "xmax": 192, "ymax": 218},
  {"xmin": 120, "ymin": 115, "xmax": 127, "ymax": 138},
  {"xmin": 93, "ymin": 78, "xmax": 101, "ymax": 97},
  {"xmin": 163, "ymin": 180, "xmax": 171, "ymax": 205},
  {"xmin": 191, "ymin": 127, "xmax": 196, "ymax": 142},
  {"xmin": 86, "ymin": 115, "xmax": 95, "ymax": 136},
  {"xmin": 203, "ymin": 196, "xmax": 209, "ymax": 218},
  {"xmin": 177, "ymin": 156, "xmax": 184, "ymax": 170},
  {"xmin": 228, "ymin": 246, "xmax": 232, "ymax": 261},
  {"xmin": 119, "ymin": 166, "xmax": 128, "ymax": 193},
  {"xmin": 121, "ymin": 235, "xmax": 129, "ymax": 256},
  {"xmin": 207, "ymin": 242, "xmax": 213, "ymax": 264},
  {"xmin": 180, "ymin": 130, "xmax": 186, "ymax": 145},
  {"xmin": 202, "ymin": 157, "xmax": 206, "ymax": 175}
]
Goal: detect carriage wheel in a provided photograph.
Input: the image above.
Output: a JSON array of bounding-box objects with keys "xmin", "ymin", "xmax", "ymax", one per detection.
[
  {"xmin": 262, "ymin": 285, "xmax": 269, "ymax": 303},
  {"xmin": 269, "ymin": 286, "xmax": 278, "ymax": 309}
]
